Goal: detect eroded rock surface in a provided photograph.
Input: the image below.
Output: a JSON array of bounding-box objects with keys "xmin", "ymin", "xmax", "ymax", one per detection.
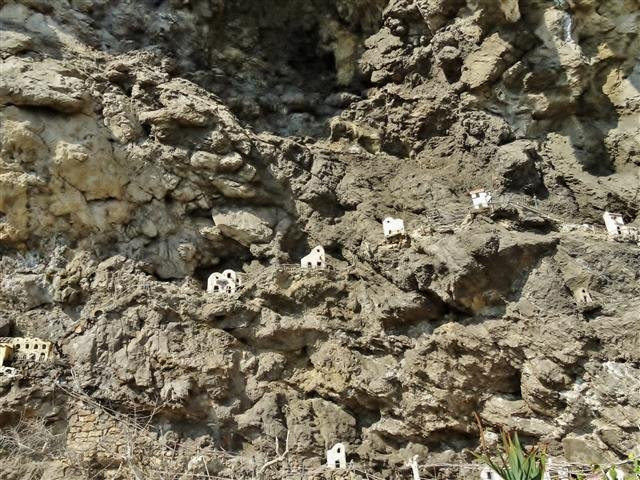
[{"xmin": 0, "ymin": 0, "xmax": 638, "ymax": 478}]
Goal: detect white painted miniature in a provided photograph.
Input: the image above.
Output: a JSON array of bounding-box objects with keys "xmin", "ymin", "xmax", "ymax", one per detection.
[
  {"xmin": 0, "ymin": 366, "xmax": 17, "ymax": 377},
  {"xmin": 406, "ymin": 455, "xmax": 421, "ymax": 480},
  {"xmin": 603, "ymin": 212, "xmax": 639, "ymax": 241},
  {"xmin": 0, "ymin": 337, "xmax": 53, "ymax": 362},
  {"xmin": 383, "ymin": 217, "xmax": 405, "ymax": 238},
  {"xmin": 207, "ymin": 269, "xmax": 242, "ymax": 295},
  {"xmin": 326, "ymin": 442, "xmax": 346, "ymax": 469},
  {"xmin": 573, "ymin": 287, "xmax": 593, "ymax": 304},
  {"xmin": 222, "ymin": 269, "xmax": 242, "ymax": 287},
  {"xmin": 480, "ymin": 466, "xmax": 504, "ymax": 480},
  {"xmin": 470, "ymin": 189, "xmax": 492, "ymax": 210},
  {"xmin": 603, "ymin": 211, "xmax": 625, "ymax": 236},
  {"xmin": 0, "ymin": 342, "xmax": 14, "ymax": 376},
  {"xmin": 301, "ymin": 246, "xmax": 326, "ymax": 269}
]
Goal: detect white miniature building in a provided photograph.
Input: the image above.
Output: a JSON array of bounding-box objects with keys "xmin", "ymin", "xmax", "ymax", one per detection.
[
  {"xmin": 301, "ymin": 246, "xmax": 326, "ymax": 269},
  {"xmin": 0, "ymin": 337, "xmax": 53, "ymax": 362},
  {"xmin": 573, "ymin": 287, "xmax": 593, "ymax": 304},
  {"xmin": 603, "ymin": 211, "xmax": 625, "ymax": 236},
  {"xmin": 326, "ymin": 442, "xmax": 346, "ymax": 469},
  {"xmin": 383, "ymin": 217, "xmax": 405, "ymax": 238},
  {"xmin": 603, "ymin": 212, "xmax": 639, "ymax": 241},
  {"xmin": 470, "ymin": 189, "xmax": 492, "ymax": 210},
  {"xmin": 406, "ymin": 455, "xmax": 421, "ymax": 480},
  {"xmin": 480, "ymin": 467, "xmax": 504, "ymax": 480},
  {"xmin": 0, "ymin": 366, "xmax": 17, "ymax": 377},
  {"xmin": 207, "ymin": 269, "xmax": 242, "ymax": 295}
]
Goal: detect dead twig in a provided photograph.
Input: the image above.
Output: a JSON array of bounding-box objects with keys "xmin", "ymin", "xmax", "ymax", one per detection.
[{"xmin": 258, "ymin": 429, "xmax": 291, "ymax": 474}]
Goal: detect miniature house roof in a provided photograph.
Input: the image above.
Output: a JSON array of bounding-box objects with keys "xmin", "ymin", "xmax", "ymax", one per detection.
[
  {"xmin": 207, "ymin": 271, "xmax": 240, "ymax": 294},
  {"xmin": 469, "ymin": 188, "xmax": 486, "ymax": 195},
  {"xmin": 604, "ymin": 212, "xmax": 624, "ymax": 221},
  {"xmin": 383, "ymin": 217, "xmax": 405, "ymax": 237},
  {"xmin": 301, "ymin": 245, "xmax": 326, "ymax": 268},
  {"xmin": 326, "ymin": 442, "xmax": 346, "ymax": 469},
  {"xmin": 0, "ymin": 337, "xmax": 51, "ymax": 347}
]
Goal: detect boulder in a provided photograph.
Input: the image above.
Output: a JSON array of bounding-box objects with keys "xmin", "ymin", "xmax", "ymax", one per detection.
[
  {"xmin": 461, "ymin": 33, "xmax": 515, "ymax": 89},
  {"xmin": 212, "ymin": 208, "xmax": 277, "ymax": 247},
  {"xmin": 0, "ymin": 30, "xmax": 33, "ymax": 56},
  {"xmin": 0, "ymin": 58, "xmax": 87, "ymax": 113}
]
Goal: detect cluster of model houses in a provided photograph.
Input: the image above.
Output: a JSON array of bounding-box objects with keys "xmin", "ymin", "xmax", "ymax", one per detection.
[
  {"xmin": 326, "ymin": 442, "xmax": 627, "ymax": 480},
  {"xmin": 0, "ymin": 337, "xmax": 53, "ymax": 376},
  {"xmin": 206, "ymin": 191, "xmax": 638, "ymax": 296},
  {"xmin": 206, "ymin": 246, "xmax": 327, "ymax": 294}
]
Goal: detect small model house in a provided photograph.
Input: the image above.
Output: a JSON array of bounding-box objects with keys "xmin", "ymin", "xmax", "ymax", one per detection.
[
  {"xmin": 0, "ymin": 337, "xmax": 53, "ymax": 362},
  {"xmin": 573, "ymin": 287, "xmax": 593, "ymax": 304},
  {"xmin": 603, "ymin": 211, "xmax": 639, "ymax": 241},
  {"xmin": 469, "ymin": 189, "xmax": 492, "ymax": 210},
  {"xmin": 480, "ymin": 467, "xmax": 504, "ymax": 480},
  {"xmin": 383, "ymin": 217, "xmax": 405, "ymax": 238},
  {"xmin": 207, "ymin": 269, "xmax": 242, "ymax": 295},
  {"xmin": 406, "ymin": 455, "xmax": 421, "ymax": 480},
  {"xmin": 301, "ymin": 246, "xmax": 326, "ymax": 269},
  {"xmin": 326, "ymin": 442, "xmax": 347, "ymax": 469},
  {"xmin": 603, "ymin": 211, "xmax": 625, "ymax": 236}
]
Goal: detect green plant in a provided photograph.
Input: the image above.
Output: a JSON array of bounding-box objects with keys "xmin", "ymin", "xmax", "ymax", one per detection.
[
  {"xmin": 629, "ymin": 452, "xmax": 640, "ymax": 479},
  {"xmin": 477, "ymin": 430, "xmax": 548, "ymax": 480},
  {"xmin": 606, "ymin": 465, "xmax": 620, "ymax": 480}
]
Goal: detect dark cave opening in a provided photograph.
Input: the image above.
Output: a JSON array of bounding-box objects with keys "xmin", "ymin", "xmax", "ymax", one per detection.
[
  {"xmin": 79, "ymin": 0, "xmax": 383, "ymax": 138},
  {"xmin": 198, "ymin": 0, "xmax": 383, "ymax": 139}
]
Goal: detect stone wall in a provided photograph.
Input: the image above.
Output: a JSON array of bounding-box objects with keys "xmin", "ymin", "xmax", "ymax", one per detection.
[{"xmin": 66, "ymin": 403, "xmax": 128, "ymax": 459}]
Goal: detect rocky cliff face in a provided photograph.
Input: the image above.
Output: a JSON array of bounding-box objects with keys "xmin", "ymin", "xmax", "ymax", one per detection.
[{"xmin": 0, "ymin": 0, "xmax": 639, "ymax": 478}]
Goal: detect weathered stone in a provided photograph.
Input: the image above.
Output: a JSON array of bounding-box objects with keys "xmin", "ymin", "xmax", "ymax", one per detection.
[
  {"xmin": 0, "ymin": 0, "xmax": 638, "ymax": 476},
  {"xmin": 211, "ymin": 208, "xmax": 276, "ymax": 247},
  {"xmin": 460, "ymin": 33, "xmax": 515, "ymax": 89},
  {"xmin": 0, "ymin": 30, "xmax": 33, "ymax": 56},
  {"xmin": 0, "ymin": 58, "xmax": 87, "ymax": 113}
]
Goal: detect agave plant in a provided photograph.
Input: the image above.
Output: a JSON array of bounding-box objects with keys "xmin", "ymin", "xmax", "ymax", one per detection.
[{"xmin": 478, "ymin": 430, "xmax": 548, "ymax": 480}]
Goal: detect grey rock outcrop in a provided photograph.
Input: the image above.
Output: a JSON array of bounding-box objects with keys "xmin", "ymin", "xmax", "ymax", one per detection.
[{"xmin": 0, "ymin": 0, "xmax": 638, "ymax": 478}]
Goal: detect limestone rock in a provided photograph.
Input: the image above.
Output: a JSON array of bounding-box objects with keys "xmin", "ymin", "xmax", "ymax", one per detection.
[
  {"xmin": 0, "ymin": 30, "xmax": 33, "ymax": 56},
  {"xmin": 0, "ymin": 58, "xmax": 87, "ymax": 113},
  {"xmin": 211, "ymin": 208, "xmax": 278, "ymax": 247},
  {"xmin": 460, "ymin": 33, "xmax": 516, "ymax": 89},
  {"xmin": 0, "ymin": 0, "xmax": 638, "ymax": 476}
]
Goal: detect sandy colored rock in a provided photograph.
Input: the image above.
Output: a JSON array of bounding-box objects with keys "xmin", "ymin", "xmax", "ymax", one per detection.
[
  {"xmin": 0, "ymin": 0, "xmax": 638, "ymax": 478},
  {"xmin": 0, "ymin": 58, "xmax": 87, "ymax": 113}
]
